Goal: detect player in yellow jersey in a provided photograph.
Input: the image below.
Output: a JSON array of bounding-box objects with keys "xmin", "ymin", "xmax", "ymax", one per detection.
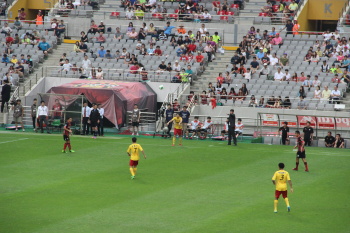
[
  {"xmin": 272, "ymin": 163, "xmax": 293, "ymax": 213},
  {"xmin": 126, "ymin": 137, "xmax": 146, "ymax": 179},
  {"xmin": 167, "ymin": 113, "xmax": 183, "ymax": 146}
]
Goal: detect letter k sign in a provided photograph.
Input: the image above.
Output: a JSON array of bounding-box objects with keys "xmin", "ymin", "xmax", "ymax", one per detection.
[{"xmin": 324, "ymin": 3, "xmax": 332, "ymax": 14}]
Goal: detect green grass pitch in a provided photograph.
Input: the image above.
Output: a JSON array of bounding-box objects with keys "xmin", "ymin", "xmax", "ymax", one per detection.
[{"xmin": 0, "ymin": 132, "xmax": 349, "ymax": 233}]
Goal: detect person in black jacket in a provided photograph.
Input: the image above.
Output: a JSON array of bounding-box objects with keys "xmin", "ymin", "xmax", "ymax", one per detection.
[
  {"xmin": 227, "ymin": 109, "xmax": 237, "ymax": 146},
  {"xmin": 1, "ymin": 80, "xmax": 11, "ymax": 113},
  {"xmin": 279, "ymin": 121, "xmax": 290, "ymax": 145},
  {"xmin": 89, "ymin": 103, "xmax": 100, "ymax": 139}
]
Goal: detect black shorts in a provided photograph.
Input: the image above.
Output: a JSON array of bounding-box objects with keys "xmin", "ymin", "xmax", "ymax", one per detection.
[
  {"xmin": 201, "ymin": 128, "xmax": 208, "ymax": 132},
  {"xmin": 297, "ymin": 151, "xmax": 306, "ymax": 158},
  {"xmin": 189, "ymin": 129, "xmax": 198, "ymax": 133},
  {"xmin": 90, "ymin": 120, "xmax": 98, "ymax": 127},
  {"xmin": 221, "ymin": 130, "xmax": 227, "ymax": 134},
  {"xmin": 132, "ymin": 121, "xmax": 139, "ymax": 127},
  {"xmin": 63, "ymin": 135, "xmax": 70, "ymax": 141},
  {"xmin": 235, "ymin": 131, "xmax": 242, "ymax": 135}
]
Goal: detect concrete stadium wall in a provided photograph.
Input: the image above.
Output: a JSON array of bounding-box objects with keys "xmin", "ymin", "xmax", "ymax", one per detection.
[{"xmin": 191, "ymin": 105, "xmax": 350, "ymax": 120}]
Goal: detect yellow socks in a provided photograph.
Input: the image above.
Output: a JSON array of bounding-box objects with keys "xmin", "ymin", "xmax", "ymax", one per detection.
[
  {"xmin": 284, "ymin": 198, "xmax": 290, "ymax": 207},
  {"xmin": 133, "ymin": 167, "xmax": 137, "ymax": 175},
  {"xmin": 179, "ymin": 137, "xmax": 183, "ymax": 145},
  {"xmin": 274, "ymin": 200, "xmax": 278, "ymax": 212},
  {"xmin": 129, "ymin": 167, "xmax": 135, "ymax": 176},
  {"xmin": 172, "ymin": 136, "xmax": 176, "ymax": 145}
]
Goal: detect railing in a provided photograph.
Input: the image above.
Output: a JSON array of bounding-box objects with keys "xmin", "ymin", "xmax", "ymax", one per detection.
[
  {"xmin": 43, "ymin": 66, "xmax": 198, "ymax": 83},
  {"xmin": 22, "ymin": 73, "xmax": 40, "ymax": 96},
  {"xmin": 126, "ymin": 111, "xmax": 157, "ymax": 133}
]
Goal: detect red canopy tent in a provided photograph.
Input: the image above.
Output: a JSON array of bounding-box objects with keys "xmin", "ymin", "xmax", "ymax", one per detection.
[{"xmin": 47, "ymin": 80, "xmax": 157, "ymax": 127}]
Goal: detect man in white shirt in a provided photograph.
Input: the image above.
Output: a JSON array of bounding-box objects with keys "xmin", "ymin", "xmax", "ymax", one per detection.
[
  {"xmin": 269, "ymin": 53, "xmax": 279, "ymax": 66},
  {"xmin": 1, "ymin": 23, "xmax": 12, "ymax": 34},
  {"xmin": 200, "ymin": 116, "xmax": 213, "ymax": 139},
  {"xmin": 199, "ymin": 23, "xmax": 208, "ymax": 37},
  {"xmin": 82, "ymin": 55, "xmax": 92, "ymax": 70},
  {"xmin": 97, "ymin": 103, "xmax": 104, "ymax": 136},
  {"xmin": 189, "ymin": 116, "xmax": 201, "ymax": 138},
  {"xmin": 37, "ymin": 100, "xmax": 51, "ymax": 134},
  {"xmin": 302, "ymin": 75, "xmax": 312, "ymax": 90},
  {"xmin": 82, "ymin": 102, "xmax": 91, "ymax": 135},
  {"xmin": 201, "ymin": 10, "xmax": 211, "ymax": 22},
  {"xmin": 312, "ymin": 75, "xmax": 321, "ymax": 87},
  {"xmin": 274, "ymin": 67, "xmax": 285, "ymax": 81},
  {"xmin": 172, "ymin": 60, "xmax": 181, "ymax": 72},
  {"xmin": 62, "ymin": 59, "xmax": 72, "ymax": 73},
  {"xmin": 283, "ymin": 69, "xmax": 291, "ymax": 81},
  {"xmin": 330, "ymin": 86, "xmax": 341, "ymax": 104},
  {"xmin": 323, "ymin": 30, "xmax": 332, "ymax": 41},
  {"xmin": 235, "ymin": 118, "xmax": 244, "ymax": 138}
]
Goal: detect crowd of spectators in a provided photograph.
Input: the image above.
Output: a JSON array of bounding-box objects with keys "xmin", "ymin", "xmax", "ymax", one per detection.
[{"xmin": 258, "ymin": 0, "xmax": 300, "ymax": 24}]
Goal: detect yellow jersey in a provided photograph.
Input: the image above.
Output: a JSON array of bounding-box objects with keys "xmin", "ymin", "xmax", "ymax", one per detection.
[
  {"xmin": 127, "ymin": 143, "xmax": 143, "ymax": 161},
  {"xmin": 272, "ymin": 170, "xmax": 291, "ymax": 191},
  {"xmin": 172, "ymin": 117, "xmax": 182, "ymax": 129}
]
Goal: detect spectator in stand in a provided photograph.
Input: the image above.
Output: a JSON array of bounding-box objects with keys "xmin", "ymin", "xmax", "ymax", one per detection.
[
  {"xmin": 154, "ymin": 46, "xmax": 162, "ymax": 56},
  {"xmin": 56, "ymin": 20, "xmax": 66, "ymax": 37},
  {"xmin": 297, "ymin": 86, "xmax": 306, "ymax": 98},
  {"xmin": 279, "ymin": 53, "xmax": 289, "ymax": 67},
  {"xmin": 129, "ymin": 54, "xmax": 138, "ymax": 65},
  {"xmin": 314, "ymin": 86, "xmax": 321, "ymax": 99},
  {"xmin": 138, "ymin": 28, "xmax": 146, "ymax": 40},
  {"xmin": 231, "ymin": 52, "xmax": 240, "ymax": 65},
  {"xmin": 282, "ymin": 97, "xmax": 291, "ymax": 109},
  {"xmin": 250, "ymin": 57, "xmax": 260, "ymax": 74},
  {"xmin": 164, "ymin": 22, "xmax": 175, "ymax": 36},
  {"xmin": 166, "ymin": 62, "xmax": 172, "ymax": 72},
  {"xmin": 288, "ymin": 0, "xmax": 298, "ymax": 14},
  {"xmin": 97, "ymin": 46, "xmax": 106, "ymax": 58},
  {"xmin": 297, "ymin": 96, "xmax": 307, "ymax": 110},
  {"xmin": 320, "ymin": 60, "xmax": 329, "ymax": 73},
  {"xmin": 177, "ymin": 24, "xmax": 186, "ymax": 34},
  {"xmin": 258, "ymin": 63, "xmax": 270, "ymax": 78},
  {"xmin": 334, "ymin": 134, "xmax": 345, "ymax": 148},
  {"xmin": 114, "ymin": 27, "xmax": 124, "ymax": 40},
  {"xmin": 18, "ymin": 8, "xmax": 26, "ymax": 20},
  {"xmin": 188, "ymin": 40, "xmax": 197, "ymax": 53},
  {"xmin": 127, "ymin": 28, "xmax": 138, "ymax": 40},
  {"xmin": 62, "ymin": 59, "xmax": 72, "ymax": 73},
  {"xmin": 302, "ymin": 75, "xmax": 312, "ymax": 90},
  {"xmin": 15, "ymin": 62, "xmax": 24, "ymax": 78},
  {"xmin": 340, "ymin": 71, "xmax": 350, "ymax": 84},
  {"xmin": 281, "ymin": 20, "xmax": 294, "ymax": 36},
  {"xmin": 261, "ymin": 53, "xmax": 270, "ymax": 65},
  {"xmin": 310, "ymin": 52, "xmax": 320, "ymax": 63},
  {"xmin": 304, "ymin": 50, "xmax": 313, "ymax": 64},
  {"xmin": 243, "ymin": 68, "xmax": 252, "ymax": 82},
  {"xmin": 125, "ymin": 7, "xmax": 134, "ymax": 20},
  {"xmin": 204, "ymin": 42, "xmax": 214, "ymax": 62},
  {"xmin": 104, "ymin": 50, "xmax": 113, "ymax": 59},
  {"xmin": 256, "ymin": 47, "xmax": 265, "ymax": 60},
  {"xmin": 159, "ymin": 31, "xmax": 167, "ymax": 41},
  {"xmin": 147, "ymin": 44, "xmax": 155, "ymax": 55},
  {"xmin": 202, "ymin": 9, "xmax": 211, "ymax": 22},
  {"xmin": 13, "ymin": 17, "xmax": 22, "ymax": 30},
  {"xmin": 38, "ymin": 38, "xmax": 51, "ymax": 56},
  {"xmin": 87, "ymin": 20, "xmax": 99, "ymax": 35},
  {"xmin": 95, "ymin": 32, "xmax": 106, "ymax": 45},
  {"xmin": 270, "ymin": 33, "xmax": 283, "ymax": 48},
  {"xmin": 274, "ymin": 67, "xmax": 285, "ymax": 81},
  {"xmin": 77, "ymin": 41, "xmax": 87, "ymax": 53},
  {"xmin": 216, "ymin": 72, "xmax": 225, "ymax": 85},
  {"xmin": 157, "ymin": 60, "xmax": 167, "ymax": 73},
  {"xmin": 330, "ymin": 86, "xmax": 341, "ymax": 104},
  {"xmin": 269, "ymin": 53, "xmax": 279, "ymax": 66},
  {"xmin": 10, "ymin": 55, "xmax": 18, "ymax": 65},
  {"xmin": 1, "ymin": 22, "xmax": 12, "ymax": 34},
  {"xmin": 173, "ymin": 60, "xmax": 181, "ymax": 72},
  {"xmin": 82, "ymin": 55, "xmax": 92, "ymax": 70},
  {"xmin": 321, "ymin": 86, "xmax": 331, "ymax": 101},
  {"xmin": 257, "ymin": 96, "xmax": 265, "ymax": 107},
  {"xmin": 46, "ymin": 18, "xmax": 58, "ymax": 36},
  {"xmin": 312, "ymin": 75, "xmax": 321, "ymax": 87},
  {"xmin": 298, "ymin": 72, "xmax": 307, "ymax": 82},
  {"xmin": 212, "ymin": 0, "xmax": 220, "ymax": 11},
  {"xmin": 96, "ymin": 67, "xmax": 104, "ymax": 79},
  {"xmin": 80, "ymin": 31, "xmax": 88, "ymax": 42}
]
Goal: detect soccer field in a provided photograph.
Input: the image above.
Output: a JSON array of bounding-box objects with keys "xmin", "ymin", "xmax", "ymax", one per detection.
[{"xmin": 0, "ymin": 132, "xmax": 349, "ymax": 233}]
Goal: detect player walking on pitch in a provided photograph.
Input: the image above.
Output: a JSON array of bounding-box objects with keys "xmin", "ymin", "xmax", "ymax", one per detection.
[
  {"xmin": 127, "ymin": 137, "xmax": 146, "ymax": 179},
  {"xmin": 293, "ymin": 130, "xmax": 309, "ymax": 172},
  {"xmin": 62, "ymin": 117, "xmax": 75, "ymax": 153},
  {"xmin": 272, "ymin": 162, "xmax": 293, "ymax": 213},
  {"xmin": 167, "ymin": 113, "xmax": 183, "ymax": 146}
]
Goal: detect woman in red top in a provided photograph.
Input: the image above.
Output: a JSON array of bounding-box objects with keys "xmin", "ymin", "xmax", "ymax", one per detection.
[
  {"xmin": 216, "ymin": 72, "xmax": 225, "ymax": 84},
  {"xmin": 201, "ymin": 90, "xmax": 208, "ymax": 105},
  {"xmin": 210, "ymin": 96, "xmax": 217, "ymax": 109}
]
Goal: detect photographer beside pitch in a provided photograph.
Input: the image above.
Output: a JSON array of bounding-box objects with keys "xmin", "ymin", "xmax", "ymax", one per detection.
[{"xmin": 227, "ymin": 109, "xmax": 237, "ymax": 146}]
